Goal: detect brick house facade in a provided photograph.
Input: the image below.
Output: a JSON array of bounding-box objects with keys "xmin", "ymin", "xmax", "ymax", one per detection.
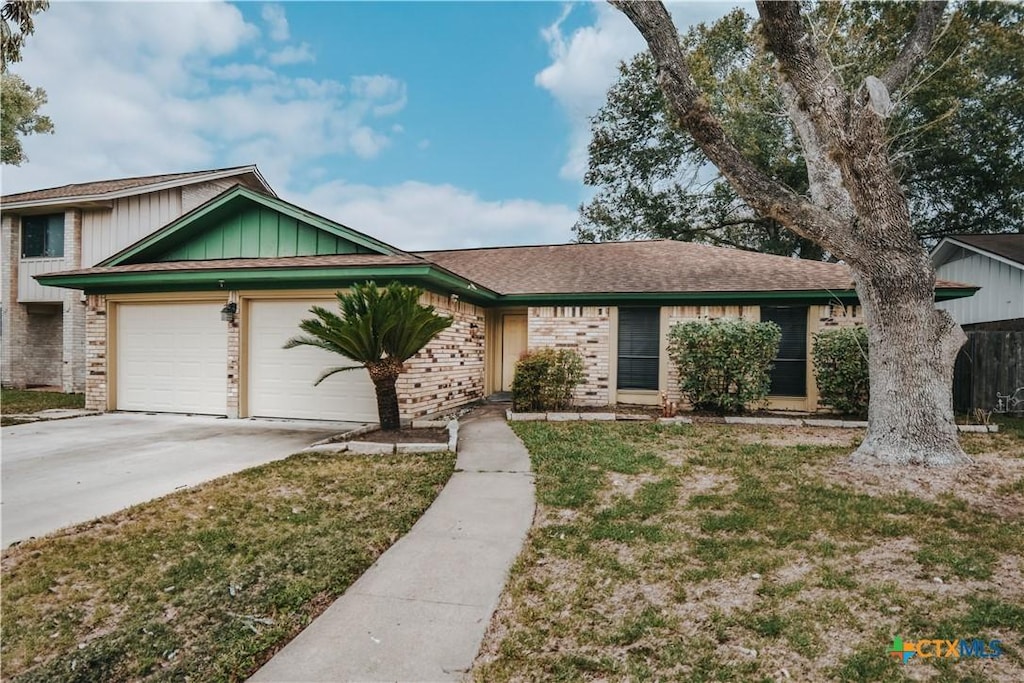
[{"xmin": 32, "ymin": 178, "xmax": 975, "ymax": 422}]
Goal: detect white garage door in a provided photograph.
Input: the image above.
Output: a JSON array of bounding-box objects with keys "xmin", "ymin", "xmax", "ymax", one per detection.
[
  {"xmin": 117, "ymin": 302, "xmax": 227, "ymax": 414},
  {"xmin": 248, "ymin": 300, "xmax": 378, "ymax": 422}
]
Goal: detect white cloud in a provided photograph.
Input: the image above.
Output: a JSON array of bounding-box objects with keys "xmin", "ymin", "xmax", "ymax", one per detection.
[
  {"xmin": 268, "ymin": 42, "xmax": 315, "ymax": 66},
  {"xmin": 288, "ymin": 181, "xmax": 578, "ymax": 251},
  {"xmin": 3, "ymin": 2, "xmax": 407, "ymax": 193},
  {"xmin": 350, "ymin": 75, "xmax": 408, "ymax": 117},
  {"xmin": 262, "ymin": 4, "xmax": 290, "ymax": 42},
  {"xmin": 536, "ymin": 2, "xmax": 747, "ymax": 182}
]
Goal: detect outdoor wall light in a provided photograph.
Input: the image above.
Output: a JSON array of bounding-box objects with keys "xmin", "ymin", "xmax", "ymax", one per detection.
[{"xmin": 220, "ymin": 302, "xmax": 238, "ymax": 322}]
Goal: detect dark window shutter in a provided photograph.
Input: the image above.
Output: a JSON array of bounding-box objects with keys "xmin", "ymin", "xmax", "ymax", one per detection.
[
  {"xmin": 618, "ymin": 308, "xmax": 660, "ymax": 390},
  {"xmin": 761, "ymin": 306, "xmax": 808, "ymax": 397}
]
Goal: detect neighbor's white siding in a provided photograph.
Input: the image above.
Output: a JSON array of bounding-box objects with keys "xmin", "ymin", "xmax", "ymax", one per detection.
[
  {"xmin": 17, "ymin": 257, "xmax": 65, "ymax": 302},
  {"xmin": 936, "ymin": 249, "xmax": 1024, "ymax": 325},
  {"xmin": 81, "ymin": 189, "xmax": 183, "ymax": 266}
]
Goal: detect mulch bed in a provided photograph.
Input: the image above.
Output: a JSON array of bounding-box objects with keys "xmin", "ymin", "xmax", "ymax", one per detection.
[{"xmin": 347, "ymin": 427, "xmax": 449, "ymax": 444}]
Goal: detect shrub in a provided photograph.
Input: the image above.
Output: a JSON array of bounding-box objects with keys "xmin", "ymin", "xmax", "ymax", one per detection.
[
  {"xmin": 667, "ymin": 318, "xmax": 780, "ymax": 413},
  {"xmin": 812, "ymin": 326, "xmax": 869, "ymax": 416},
  {"xmin": 512, "ymin": 348, "xmax": 585, "ymax": 412}
]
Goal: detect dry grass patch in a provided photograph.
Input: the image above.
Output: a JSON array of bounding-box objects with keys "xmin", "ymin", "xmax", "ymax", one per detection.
[
  {"xmin": 1, "ymin": 389, "xmax": 85, "ymax": 426},
  {"xmin": 474, "ymin": 420, "xmax": 1024, "ymax": 682},
  {"xmin": 1, "ymin": 449, "xmax": 455, "ymax": 682}
]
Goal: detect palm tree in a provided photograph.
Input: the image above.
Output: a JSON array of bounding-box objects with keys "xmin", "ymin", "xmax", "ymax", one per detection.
[{"xmin": 284, "ymin": 282, "xmax": 453, "ymax": 430}]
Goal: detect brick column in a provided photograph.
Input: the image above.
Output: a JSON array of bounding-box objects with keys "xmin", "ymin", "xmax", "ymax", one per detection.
[
  {"xmin": 226, "ymin": 292, "xmax": 240, "ymax": 418},
  {"xmin": 1, "ymin": 213, "xmax": 29, "ymax": 388},
  {"xmin": 62, "ymin": 209, "xmax": 86, "ymax": 392},
  {"xmin": 84, "ymin": 294, "xmax": 108, "ymax": 411}
]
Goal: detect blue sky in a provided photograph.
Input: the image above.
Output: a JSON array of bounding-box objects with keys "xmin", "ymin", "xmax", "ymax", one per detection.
[{"xmin": 4, "ymin": 1, "xmax": 741, "ymax": 250}]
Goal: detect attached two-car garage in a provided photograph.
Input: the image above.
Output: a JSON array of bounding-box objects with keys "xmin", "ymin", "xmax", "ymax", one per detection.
[{"xmin": 112, "ymin": 298, "xmax": 377, "ymax": 422}]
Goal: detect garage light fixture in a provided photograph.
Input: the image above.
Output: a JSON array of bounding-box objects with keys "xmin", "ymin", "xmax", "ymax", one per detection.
[{"xmin": 220, "ymin": 302, "xmax": 237, "ymax": 322}]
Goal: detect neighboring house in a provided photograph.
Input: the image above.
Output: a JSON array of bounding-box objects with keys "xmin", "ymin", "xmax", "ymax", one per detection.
[
  {"xmin": 1, "ymin": 167, "xmax": 275, "ymax": 392},
  {"xmin": 36, "ymin": 185, "xmax": 976, "ymax": 421},
  {"xmin": 932, "ymin": 233, "xmax": 1024, "ymax": 330}
]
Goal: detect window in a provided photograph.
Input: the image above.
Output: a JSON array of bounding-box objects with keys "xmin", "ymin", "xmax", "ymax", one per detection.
[
  {"xmin": 761, "ymin": 306, "xmax": 808, "ymax": 396},
  {"xmin": 21, "ymin": 214, "xmax": 64, "ymax": 258},
  {"xmin": 617, "ymin": 307, "xmax": 660, "ymax": 390}
]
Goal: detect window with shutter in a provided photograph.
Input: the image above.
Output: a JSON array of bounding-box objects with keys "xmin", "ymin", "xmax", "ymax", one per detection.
[
  {"xmin": 617, "ymin": 307, "xmax": 660, "ymax": 390},
  {"xmin": 761, "ymin": 306, "xmax": 808, "ymax": 396}
]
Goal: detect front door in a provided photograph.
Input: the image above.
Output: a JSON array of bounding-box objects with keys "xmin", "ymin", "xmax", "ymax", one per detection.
[{"xmin": 501, "ymin": 314, "xmax": 528, "ymax": 391}]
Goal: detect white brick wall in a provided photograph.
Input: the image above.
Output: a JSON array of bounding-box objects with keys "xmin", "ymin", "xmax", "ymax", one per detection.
[
  {"xmin": 528, "ymin": 306, "xmax": 612, "ymax": 406},
  {"xmin": 396, "ymin": 293, "xmax": 486, "ymax": 419},
  {"xmin": 84, "ymin": 295, "xmax": 108, "ymax": 411},
  {"xmin": 62, "ymin": 210, "xmax": 87, "ymax": 392},
  {"xmin": 1, "ymin": 213, "xmax": 27, "ymax": 387}
]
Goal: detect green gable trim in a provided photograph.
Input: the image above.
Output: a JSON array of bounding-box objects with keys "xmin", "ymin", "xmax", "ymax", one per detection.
[
  {"xmin": 100, "ymin": 186, "xmax": 401, "ymax": 266},
  {"xmin": 37, "ymin": 265, "xmax": 500, "ymax": 305}
]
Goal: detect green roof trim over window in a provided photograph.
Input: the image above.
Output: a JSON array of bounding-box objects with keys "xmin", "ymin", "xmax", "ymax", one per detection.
[
  {"xmin": 99, "ymin": 186, "xmax": 401, "ymax": 266},
  {"xmin": 497, "ymin": 287, "xmax": 976, "ymax": 306}
]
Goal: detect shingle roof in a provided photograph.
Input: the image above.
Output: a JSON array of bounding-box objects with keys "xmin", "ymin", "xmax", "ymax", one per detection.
[
  {"xmin": 948, "ymin": 234, "xmax": 1024, "ymax": 266},
  {"xmin": 418, "ymin": 240, "xmax": 865, "ymax": 295},
  {"xmin": 2, "ymin": 166, "xmax": 268, "ymax": 204},
  {"xmin": 46, "ymin": 253, "xmax": 425, "ymax": 277},
  {"xmin": 41, "ymin": 238, "xmax": 974, "ymax": 297}
]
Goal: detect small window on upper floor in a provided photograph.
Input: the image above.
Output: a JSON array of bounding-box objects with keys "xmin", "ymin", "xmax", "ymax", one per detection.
[{"xmin": 21, "ymin": 214, "xmax": 64, "ymax": 258}]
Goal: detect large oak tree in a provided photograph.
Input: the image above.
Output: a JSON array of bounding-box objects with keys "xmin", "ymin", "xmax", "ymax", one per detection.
[
  {"xmin": 584, "ymin": 3, "xmax": 1023, "ymax": 256},
  {"xmin": 612, "ymin": 0, "xmax": 972, "ymax": 465}
]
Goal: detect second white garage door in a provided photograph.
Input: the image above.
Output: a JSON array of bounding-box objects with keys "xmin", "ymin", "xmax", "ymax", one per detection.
[
  {"xmin": 247, "ymin": 299, "xmax": 379, "ymax": 422},
  {"xmin": 117, "ymin": 302, "xmax": 227, "ymax": 414}
]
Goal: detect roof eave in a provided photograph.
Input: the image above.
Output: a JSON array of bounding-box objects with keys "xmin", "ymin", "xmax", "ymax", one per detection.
[
  {"xmin": 1, "ymin": 166, "xmax": 276, "ymax": 210},
  {"xmin": 35, "ymin": 263, "xmax": 499, "ymax": 304},
  {"xmin": 931, "ymin": 237, "xmax": 1024, "ymax": 271}
]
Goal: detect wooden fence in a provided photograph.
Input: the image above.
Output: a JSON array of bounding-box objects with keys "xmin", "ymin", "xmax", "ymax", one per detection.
[{"xmin": 953, "ymin": 331, "xmax": 1024, "ymax": 414}]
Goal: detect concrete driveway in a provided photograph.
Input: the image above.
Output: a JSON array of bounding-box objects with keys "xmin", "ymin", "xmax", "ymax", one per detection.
[{"xmin": 1, "ymin": 413, "xmax": 359, "ymax": 546}]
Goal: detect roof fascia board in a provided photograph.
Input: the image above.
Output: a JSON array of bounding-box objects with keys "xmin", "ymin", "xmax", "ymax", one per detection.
[
  {"xmin": 1, "ymin": 166, "xmax": 274, "ymax": 211},
  {"xmin": 498, "ymin": 287, "xmax": 976, "ymax": 305},
  {"xmin": 932, "ymin": 237, "xmax": 1024, "ymax": 272},
  {"xmin": 36, "ymin": 264, "xmax": 498, "ymax": 303}
]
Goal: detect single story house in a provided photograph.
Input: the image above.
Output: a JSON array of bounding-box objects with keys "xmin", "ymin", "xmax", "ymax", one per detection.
[
  {"xmin": 37, "ymin": 185, "xmax": 976, "ymax": 422},
  {"xmin": 932, "ymin": 233, "xmax": 1023, "ymax": 331}
]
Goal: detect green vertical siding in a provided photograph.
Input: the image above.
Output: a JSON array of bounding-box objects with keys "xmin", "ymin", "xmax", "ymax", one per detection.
[{"xmin": 154, "ymin": 207, "xmax": 366, "ymax": 261}]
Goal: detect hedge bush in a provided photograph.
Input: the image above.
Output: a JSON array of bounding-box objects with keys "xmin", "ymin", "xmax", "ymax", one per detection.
[
  {"xmin": 812, "ymin": 326, "xmax": 869, "ymax": 416},
  {"xmin": 667, "ymin": 318, "xmax": 780, "ymax": 414},
  {"xmin": 511, "ymin": 348, "xmax": 585, "ymax": 412}
]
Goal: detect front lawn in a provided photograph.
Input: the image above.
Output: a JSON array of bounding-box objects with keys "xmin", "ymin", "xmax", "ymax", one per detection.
[
  {"xmin": 473, "ymin": 421, "xmax": 1024, "ymax": 682},
  {"xmin": 1, "ymin": 389, "xmax": 85, "ymax": 426},
  {"xmin": 1, "ymin": 449, "xmax": 455, "ymax": 682}
]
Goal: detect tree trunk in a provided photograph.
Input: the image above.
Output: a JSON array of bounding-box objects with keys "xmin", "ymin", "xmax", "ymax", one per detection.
[
  {"xmin": 611, "ymin": 0, "xmax": 971, "ymax": 466},
  {"xmin": 367, "ymin": 359, "xmax": 403, "ymax": 431},
  {"xmin": 849, "ymin": 262, "xmax": 970, "ymax": 466}
]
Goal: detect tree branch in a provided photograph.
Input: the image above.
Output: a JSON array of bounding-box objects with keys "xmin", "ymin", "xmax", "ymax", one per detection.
[
  {"xmin": 755, "ymin": 1, "xmax": 848, "ymax": 133},
  {"xmin": 881, "ymin": 1, "xmax": 948, "ymax": 93},
  {"xmin": 609, "ymin": 0, "xmax": 842, "ymax": 248}
]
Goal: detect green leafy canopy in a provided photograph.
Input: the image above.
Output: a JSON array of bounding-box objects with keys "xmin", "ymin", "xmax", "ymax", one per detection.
[{"xmin": 579, "ymin": 2, "xmax": 1024, "ymax": 256}]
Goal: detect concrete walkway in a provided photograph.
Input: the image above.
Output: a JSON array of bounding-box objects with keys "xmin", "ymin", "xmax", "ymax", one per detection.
[{"xmin": 249, "ymin": 409, "xmax": 535, "ymax": 682}]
